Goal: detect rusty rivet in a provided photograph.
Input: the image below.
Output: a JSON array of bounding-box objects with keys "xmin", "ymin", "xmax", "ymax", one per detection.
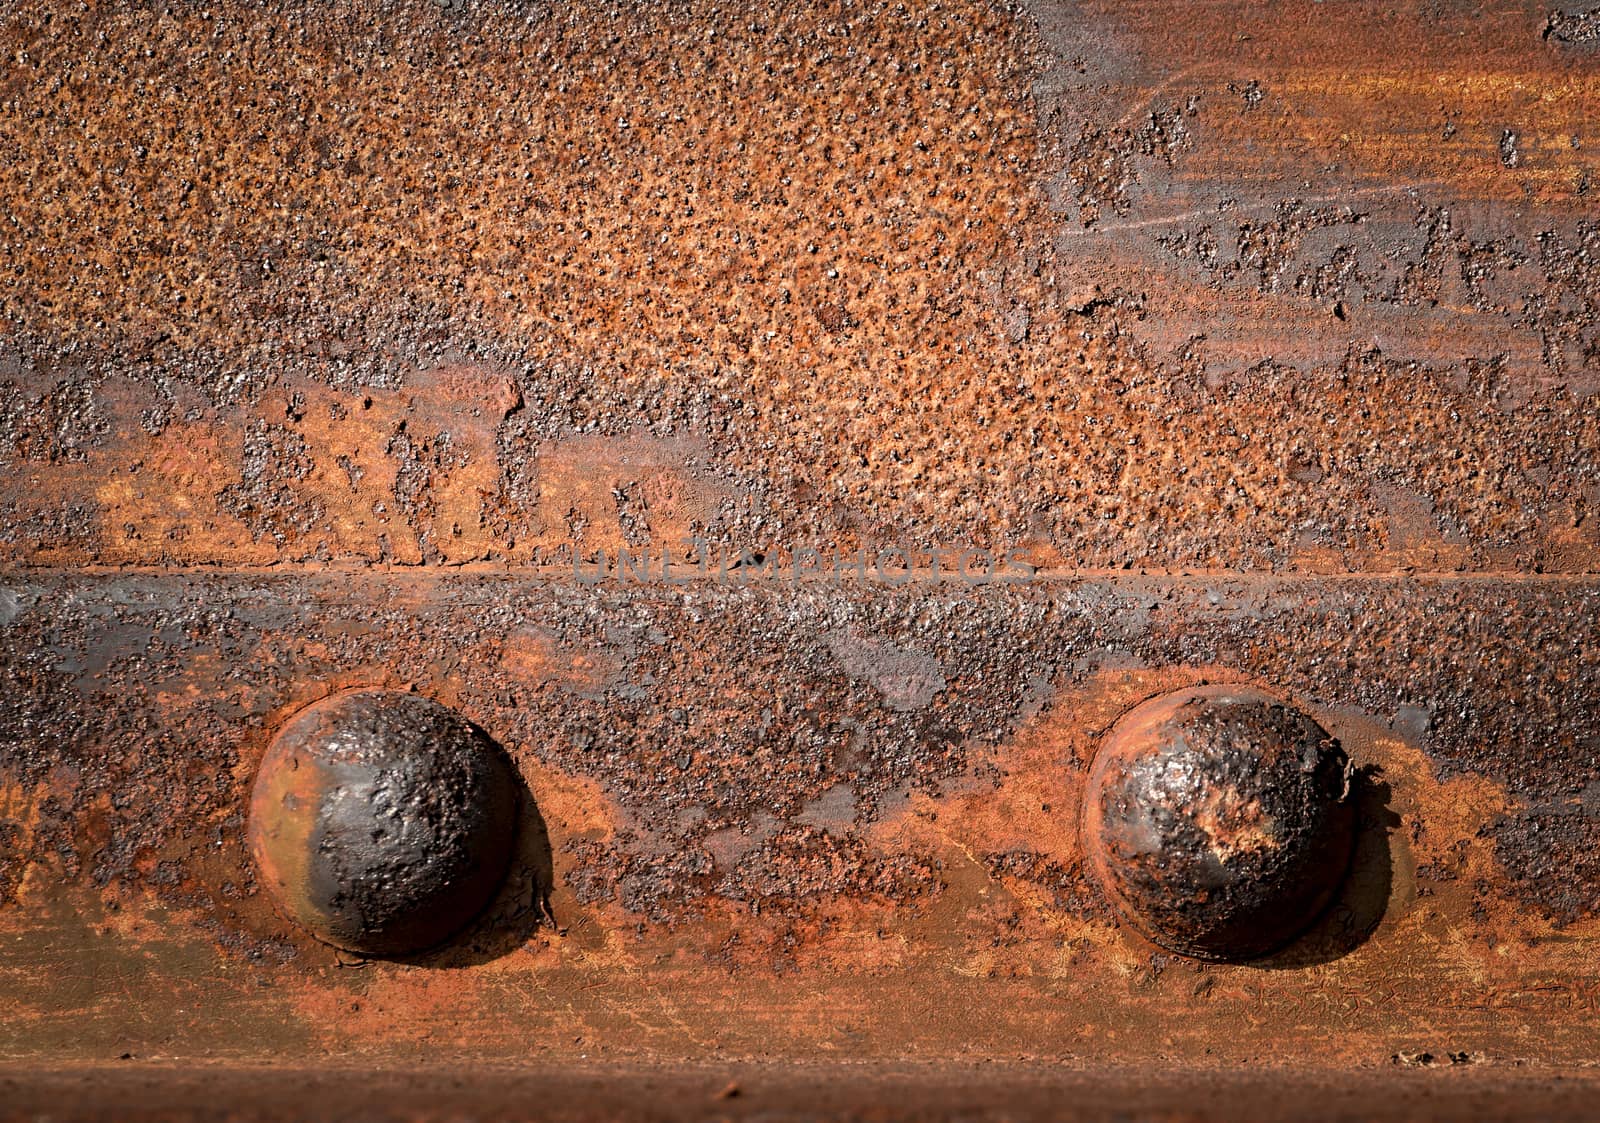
[
  {"xmin": 1082, "ymin": 685, "xmax": 1356, "ymax": 961},
  {"xmin": 248, "ymin": 690, "xmax": 517, "ymax": 957}
]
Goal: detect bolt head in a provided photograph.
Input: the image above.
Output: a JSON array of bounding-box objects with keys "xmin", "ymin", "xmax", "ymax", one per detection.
[
  {"xmin": 248, "ymin": 690, "xmax": 517, "ymax": 957},
  {"xmin": 1082, "ymin": 685, "xmax": 1356, "ymax": 961}
]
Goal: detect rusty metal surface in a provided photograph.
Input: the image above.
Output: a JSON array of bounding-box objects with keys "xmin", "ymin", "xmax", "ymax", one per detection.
[
  {"xmin": 3, "ymin": 0, "xmax": 1600, "ymax": 1109},
  {"xmin": 1, "ymin": 0, "xmax": 1599, "ymax": 575},
  {"xmin": 3, "ymin": 571, "xmax": 1600, "ymax": 1068},
  {"xmin": 5, "ymin": 1062, "xmax": 1600, "ymax": 1123}
]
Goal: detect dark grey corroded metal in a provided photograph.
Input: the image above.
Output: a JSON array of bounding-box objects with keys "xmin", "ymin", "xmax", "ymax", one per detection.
[
  {"xmin": 248, "ymin": 689, "xmax": 518, "ymax": 957},
  {"xmin": 1082, "ymin": 685, "xmax": 1358, "ymax": 961}
]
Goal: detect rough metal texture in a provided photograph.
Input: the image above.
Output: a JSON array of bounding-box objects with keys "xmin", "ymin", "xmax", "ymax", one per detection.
[
  {"xmin": 2, "ymin": 571, "xmax": 1600, "ymax": 1070},
  {"xmin": 1083, "ymin": 686, "xmax": 1356, "ymax": 960},
  {"xmin": 4, "ymin": 1063, "xmax": 1600, "ymax": 1123},
  {"xmin": 1, "ymin": 0, "xmax": 1598, "ymax": 576},
  {"xmin": 1, "ymin": 0, "xmax": 1600, "ymax": 1106},
  {"xmin": 248, "ymin": 689, "xmax": 519, "ymax": 957}
]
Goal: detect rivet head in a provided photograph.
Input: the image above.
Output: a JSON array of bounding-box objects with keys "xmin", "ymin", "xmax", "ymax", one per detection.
[
  {"xmin": 248, "ymin": 690, "xmax": 517, "ymax": 957},
  {"xmin": 1083, "ymin": 685, "xmax": 1356, "ymax": 961}
]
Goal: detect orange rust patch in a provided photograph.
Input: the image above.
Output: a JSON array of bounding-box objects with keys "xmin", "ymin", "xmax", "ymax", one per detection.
[{"xmin": 1190, "ymin": 787, "xmax": 1278, "ymax": 863}]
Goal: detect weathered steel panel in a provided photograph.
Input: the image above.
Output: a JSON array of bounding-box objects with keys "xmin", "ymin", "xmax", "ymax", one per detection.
[
  {"xmin": 2, "ymin": 0, "xmax": 1600, "ymax": 1112},
  {"xmin": 3, "ymin": 572, "xmax": 1600, "ymax": 1068},
  {"xmin": 1, "ymin": 0, "xmax": 1597, "ymax": 575}
]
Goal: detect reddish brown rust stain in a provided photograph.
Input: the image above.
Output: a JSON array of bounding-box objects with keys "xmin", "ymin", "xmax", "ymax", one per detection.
[
  {"xmin": 0, "ymin": 573, "xmax": 1598, "ymax": 1065},
  {"xmin": 0, "ymin": 0, "xmax": 1597, "ymax": 571},
  {"xmin": 0, "ymin": 0, "xmax": 1599, "ymax": 1079}
]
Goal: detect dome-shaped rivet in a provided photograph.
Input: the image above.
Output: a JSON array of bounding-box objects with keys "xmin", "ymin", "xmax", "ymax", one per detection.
[
  {"xmin": 248, "ymin": 690, "xmax": 517, "ymax": 957},
  {"xmin": 1082, "ymin": 685, "xmax": 1356, "ymax": 961}
]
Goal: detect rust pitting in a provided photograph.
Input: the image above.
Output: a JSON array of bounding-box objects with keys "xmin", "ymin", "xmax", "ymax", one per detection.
[
  {"xmin": 980, "ymin": 850, "xmax": 1102, "ymax": 915},
  {"xmin": 4, "ymin": 572, "xmax": 1598, "ymax": 939},
  {"xmin": 1485, "ymin": 800, "xmax": 1600, "ymax": 925},
  {"xmin": 0, "ymin": 1, "xmax": 1598, "ymax": 574},
  {"xmin": 1545, "ymin": 7, "xmax": 1600, "ymax": 44},
  {"xmin": 2, "ymin": 569, "xmax": 1600, "ymax": 1063},
  {"xmin": 0, "ymin": 0, "xmax": 1598, "ymax": 1072},
  {"xmin": 717, "ymin": 826, "xmax": 945, "ymax": 917}
]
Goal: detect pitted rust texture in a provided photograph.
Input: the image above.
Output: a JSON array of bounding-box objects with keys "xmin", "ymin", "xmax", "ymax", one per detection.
[
  {"xmin": 248, "ymin": 690, "xmax": 518, "ymax": 957},
  {"xmin": 1545, "ymin": 7, "xmax": 1600, "ymax": 44},
  {"xmin": 1083, "ymin": 686, "xmax": 1356, "ymax": 960},
  {"xmin": 0, "ymin": 0, "xmax": 1597, "ymax": 573},
  {"xmin": 567, "ymin": 824, "xmax": 946, "ymax": 924},
  {"xmin": 3, "ymin": 0, "xmax": 1600, "ymax": 1080},
  {"xmin": 2, "ymin": 572, "xmax": 1600, "ymax": 1062},
  {"xmin": 0, "ymin": 573, "xmax": 1596, "ymax": 927}
]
